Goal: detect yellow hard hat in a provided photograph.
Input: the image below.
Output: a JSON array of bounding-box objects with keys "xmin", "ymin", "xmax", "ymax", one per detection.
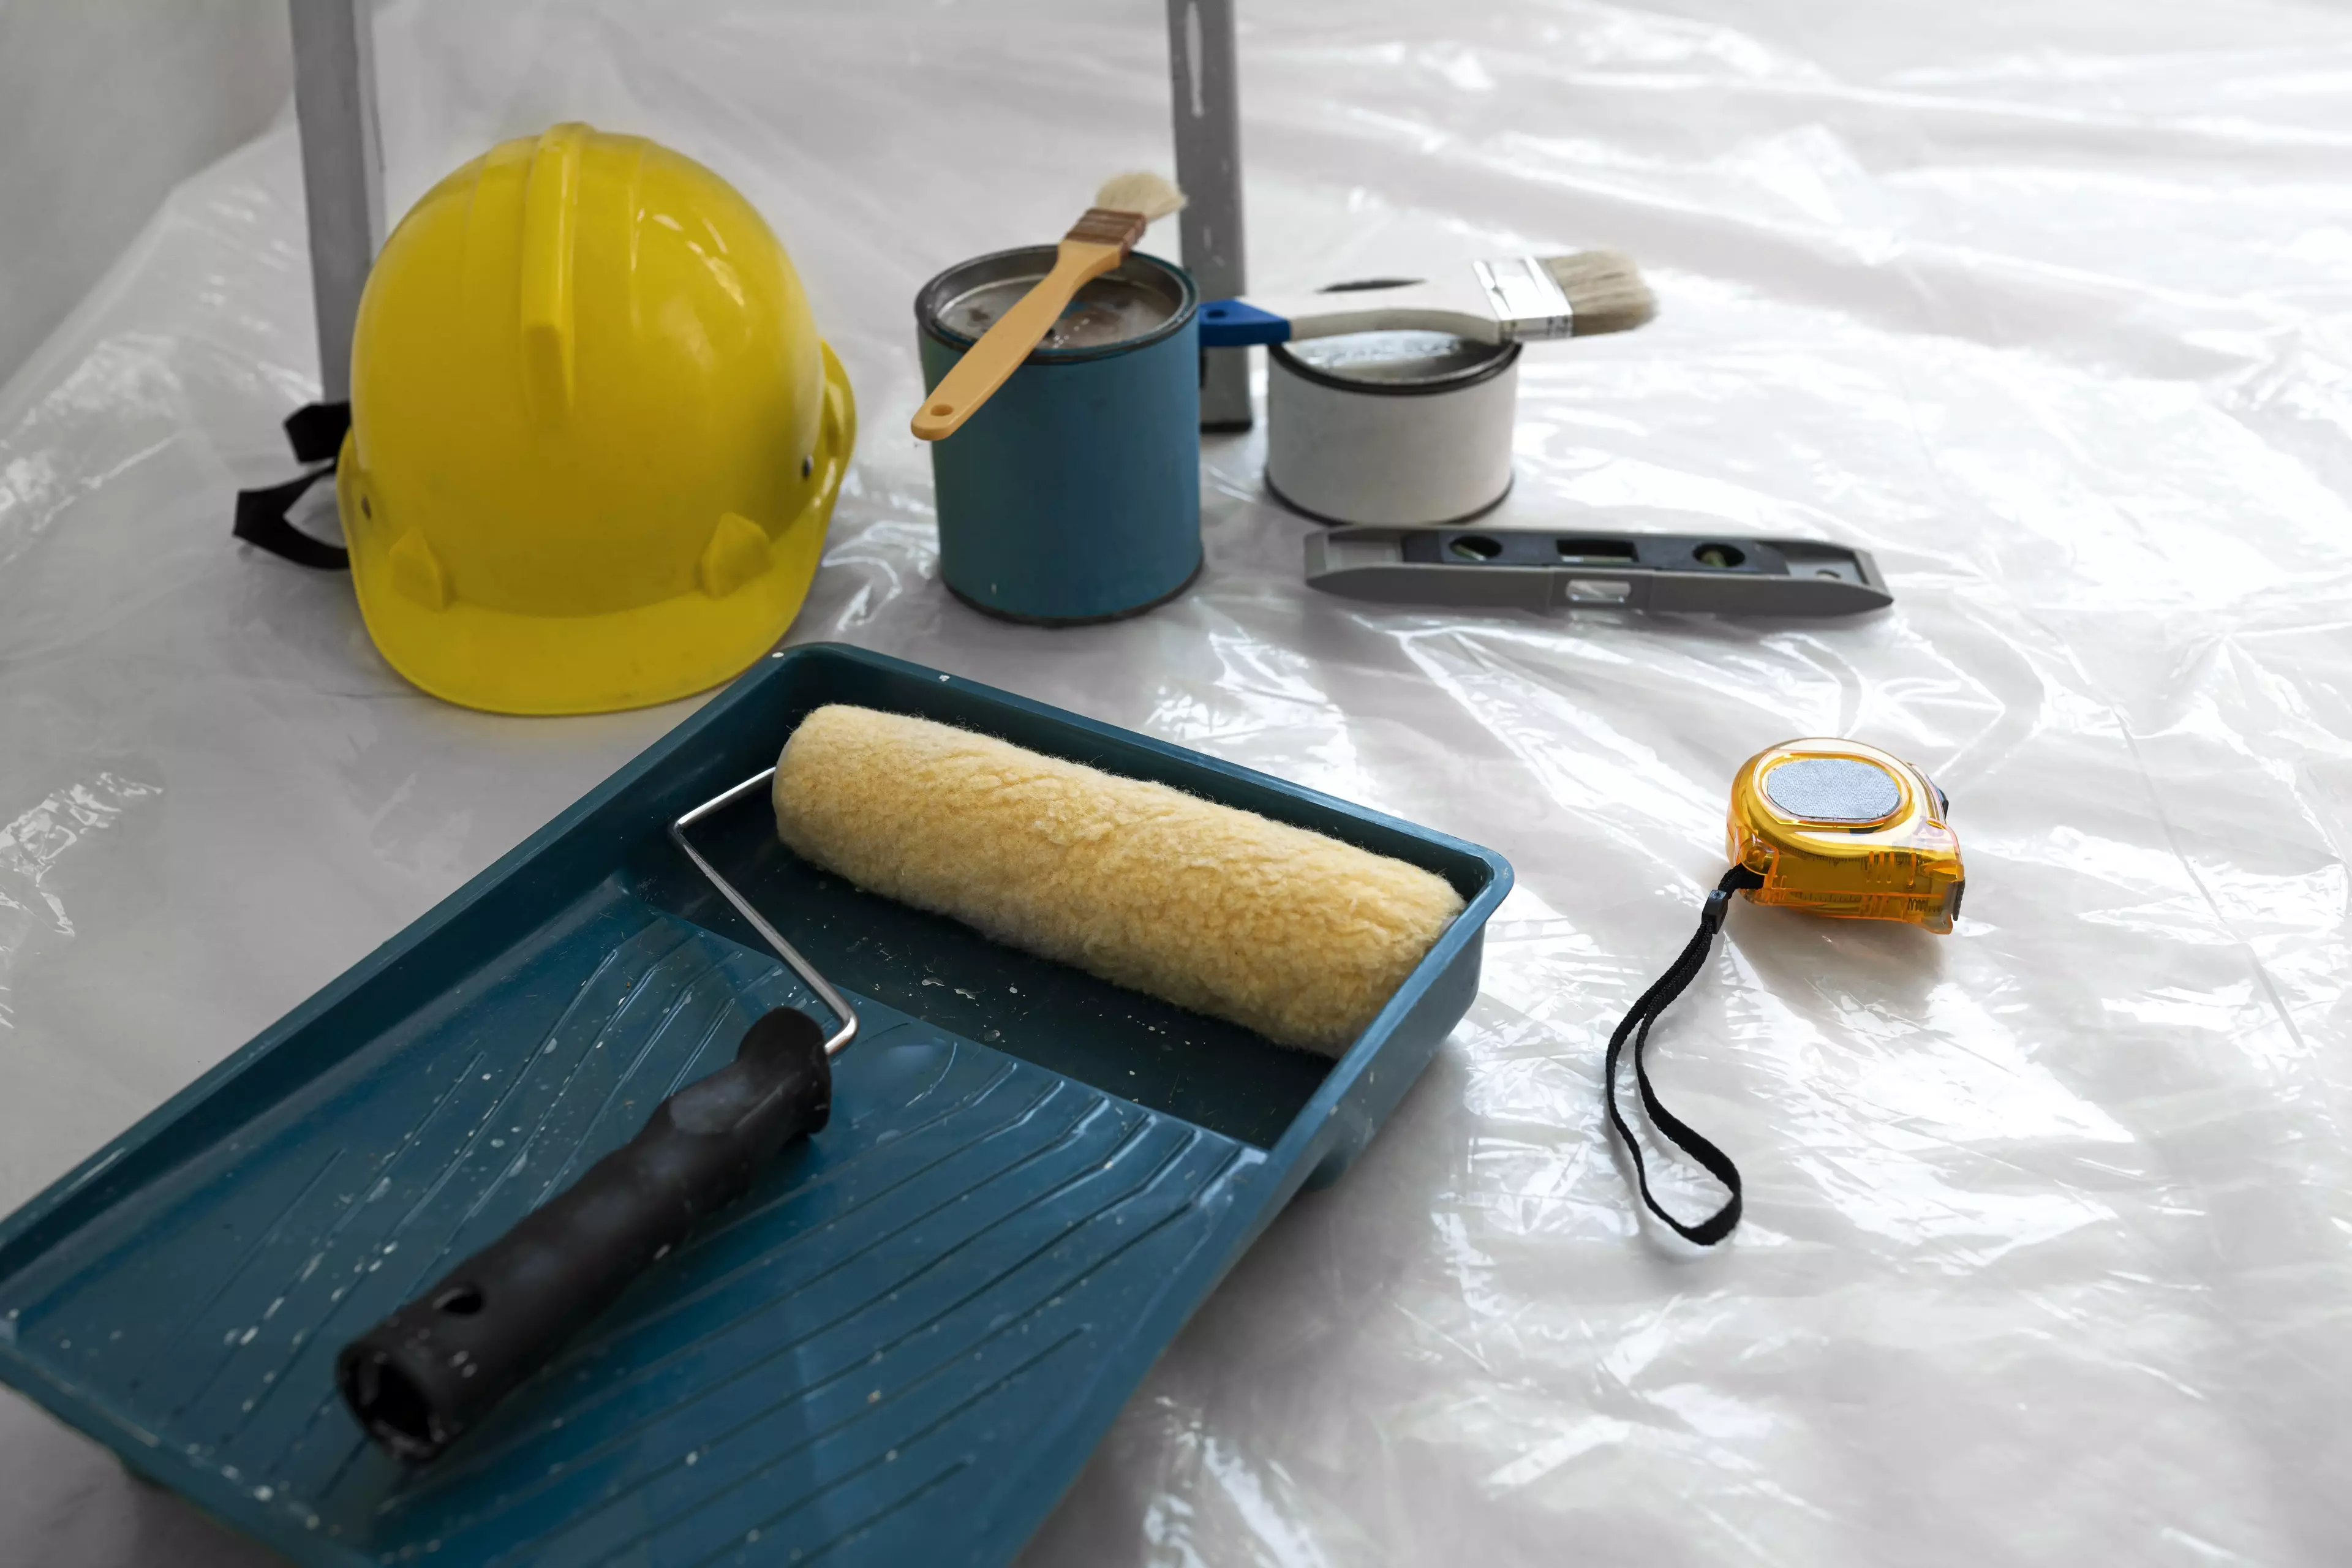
[{"xmin": 336, "ymin": 123, "xmax": 855, "ymax": 715}]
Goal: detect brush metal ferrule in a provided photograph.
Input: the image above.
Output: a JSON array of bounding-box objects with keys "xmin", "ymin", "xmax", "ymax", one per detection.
[
  {"xmin": 1066, "ymin": 207, "xmax": 1148, "ymax": 252},
  {"xmin": 1475, "ymin": 256, "xmax": 1574, "ymax": 341}
]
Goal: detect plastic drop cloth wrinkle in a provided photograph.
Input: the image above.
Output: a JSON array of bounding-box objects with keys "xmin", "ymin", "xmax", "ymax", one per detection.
[{"xmin": 2, "ymin": 1, "xmax": 2351, "ymax": 1566}]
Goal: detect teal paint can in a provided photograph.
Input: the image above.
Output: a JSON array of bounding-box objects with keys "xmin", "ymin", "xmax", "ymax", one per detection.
[{"xmin": 916, "ymin": 247, "xmax": 1201, "ymax": 624}]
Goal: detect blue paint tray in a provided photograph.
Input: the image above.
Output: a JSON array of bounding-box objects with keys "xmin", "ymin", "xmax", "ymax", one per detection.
[{"xmin": 0, "ymin": 643, "xmax": 1510, "ymax": 1566}]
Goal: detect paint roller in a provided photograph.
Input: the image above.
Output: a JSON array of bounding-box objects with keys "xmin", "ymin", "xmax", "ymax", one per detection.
[
  {"xmin": 338, "ymin": 704, "xmax": 1461, "ymax": 1458},
  {"xmin": 774, "ymin": 704, "xmax": 1464, "ymax": 1054}
]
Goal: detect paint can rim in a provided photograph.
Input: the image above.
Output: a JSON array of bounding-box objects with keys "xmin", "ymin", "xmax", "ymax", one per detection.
[{"xmin": 916, "ymin": 246, "xmax": 1199, "ymax": 364}]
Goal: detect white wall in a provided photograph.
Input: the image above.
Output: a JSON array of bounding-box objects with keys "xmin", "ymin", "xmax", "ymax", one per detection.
[{"xmin": 0, "ymin": 0, "xmax": 292, "ymax": 385}]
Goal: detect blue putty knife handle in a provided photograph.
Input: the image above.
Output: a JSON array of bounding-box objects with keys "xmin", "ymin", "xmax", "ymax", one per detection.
[{"xmin": 1197, "ymin": 298, "xmax": 1292, "ymax": 348}]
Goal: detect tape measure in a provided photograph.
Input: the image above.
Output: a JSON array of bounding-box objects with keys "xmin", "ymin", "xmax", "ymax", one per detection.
[
  {"xmin": 1729, "ymin": 738, "xmax": 1963, "ymax": 930},
  {"xmin": 1607, "ymin": 739, "xmax": 1964, "ymax": 1246}
]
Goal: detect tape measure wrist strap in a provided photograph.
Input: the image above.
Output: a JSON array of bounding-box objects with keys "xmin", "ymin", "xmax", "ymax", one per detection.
[{"xmin": 1604, "ymin": 863, "xmax": 1765, "ymax": 1247}]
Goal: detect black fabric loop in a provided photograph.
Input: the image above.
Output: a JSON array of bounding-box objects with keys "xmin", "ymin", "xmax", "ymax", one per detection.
[
  {"xmin": 1604, "ymin": 864, "xmax": 1766, "ymax": 1246},
  {"xmin": 232, "ymin": 401, "xmax": 352, "ymax": 570},
  {"xmin": 233, "ymin": 467, "xmax": 347, "ymax": 568},
  {"xmin": 284, "ymin": 399, "xmax": 352, "ymax": 464}
]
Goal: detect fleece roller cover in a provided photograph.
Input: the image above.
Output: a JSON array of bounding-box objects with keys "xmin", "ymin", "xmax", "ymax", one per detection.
[{"xmin": 771, "ymin": 704, "xmax": 1465, "ymax": 1054}]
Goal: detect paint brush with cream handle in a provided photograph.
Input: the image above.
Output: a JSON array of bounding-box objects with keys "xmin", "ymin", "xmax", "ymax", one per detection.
[{"xmin": 912, "ymin": 172, "xmax": 1185, "ymax": 441}]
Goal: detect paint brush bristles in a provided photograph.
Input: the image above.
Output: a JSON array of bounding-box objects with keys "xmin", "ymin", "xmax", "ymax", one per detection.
[
  {"xmin": 1065, "ymin": 172, "xmax": 1187, "ymax": 252},
  {"xmin": 1542, "ymin": 249, "xmax": 1656, "ymax": 337},
  {"xmin": 1092, "ymin": 170, "xmax": 1185, "ymax": 223}
]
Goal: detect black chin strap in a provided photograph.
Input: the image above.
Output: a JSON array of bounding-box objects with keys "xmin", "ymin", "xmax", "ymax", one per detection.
[
  {"xmin": 232, "ymin": 402, "xmax": 352, "ymax": 570},
  {"xmin": 1605, "ymin": 864, "xmax": 1765, "ymax": 1246}
]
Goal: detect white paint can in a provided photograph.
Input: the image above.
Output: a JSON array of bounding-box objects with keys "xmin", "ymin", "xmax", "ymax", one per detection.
[{"xmin": 1265, "ymin": 326, "xmax": 1520, "ymax": 526}]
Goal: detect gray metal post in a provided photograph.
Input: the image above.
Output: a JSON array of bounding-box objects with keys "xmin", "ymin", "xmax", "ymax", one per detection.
[
  {"xmin": 288, "ymin": 0, "xmax": 385, "ymax": 404},
  {"xmin": 1167, "ymin": 0, "xmax": 1250, "ymax": 431}
]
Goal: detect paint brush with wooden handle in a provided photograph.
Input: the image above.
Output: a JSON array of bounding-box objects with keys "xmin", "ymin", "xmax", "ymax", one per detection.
[{"xmin": 911, "ymin": 171, "xmax": 1185, "ymax": 441}]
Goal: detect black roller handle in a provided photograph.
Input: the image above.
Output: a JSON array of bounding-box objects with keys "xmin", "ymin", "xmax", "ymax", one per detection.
[{"xmin": 336, "ymin": 1006, "xmax": 832, "ymax": 1461}]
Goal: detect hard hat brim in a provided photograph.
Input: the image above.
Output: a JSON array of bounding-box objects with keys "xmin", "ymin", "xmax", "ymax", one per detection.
[{"xmin": 341, "ymin": 343, "xmax": 857, "ymax": 717}]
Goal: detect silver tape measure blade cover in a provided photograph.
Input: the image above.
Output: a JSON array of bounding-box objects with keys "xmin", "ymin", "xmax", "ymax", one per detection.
[{"xmin": 1761, "ymin": 756, "xmax": 1900, "ymax": 823}]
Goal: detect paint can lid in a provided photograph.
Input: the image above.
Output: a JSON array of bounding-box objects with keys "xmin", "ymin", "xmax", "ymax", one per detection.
[
  {"xmin": 1274, "ymin": 326, "xmax": 1518, "ymax": 396},
  {"xmin": 932, "ymin": 268, "xmax": 1183, "ymax": 352},
  {"xmin": 1286, "ymin": 329, "xmax": 1507, "ymax": 384}
]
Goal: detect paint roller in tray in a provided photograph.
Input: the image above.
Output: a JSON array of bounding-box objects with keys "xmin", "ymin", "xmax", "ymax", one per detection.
[
  {"xmin": 773, "ymin": 704, "xmax": 1464, "ymax": 1054},
  {"xmin": 339, "ymin": 704, "xmax": 1463, "ymax": 1460}
]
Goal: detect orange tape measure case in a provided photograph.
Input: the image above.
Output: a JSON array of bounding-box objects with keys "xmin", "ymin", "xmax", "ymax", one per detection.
[{"xmin": 1727, "ymin": 739, "xmax": 1964, "ymax": 932}]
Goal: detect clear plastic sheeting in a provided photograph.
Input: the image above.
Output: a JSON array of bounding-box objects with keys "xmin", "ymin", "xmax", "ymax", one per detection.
[{"xmin": 4, "ymin": 0, "xmax": 2350, "ymax": 1562}]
